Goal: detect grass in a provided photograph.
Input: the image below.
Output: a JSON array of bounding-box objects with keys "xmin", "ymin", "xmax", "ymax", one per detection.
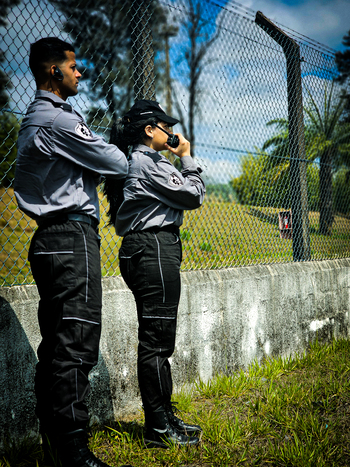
[
  {"xmin": 2, "ymin": 337, "xmax": 350, "ymax": 466},
  {"xmin": 1, "ymin": 187, "xmax": 350, "ymax": 286}
]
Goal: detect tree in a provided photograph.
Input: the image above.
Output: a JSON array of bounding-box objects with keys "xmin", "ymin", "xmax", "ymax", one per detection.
[
  {"xmin": 50, "ymin": 0, "xmax": 169, "ymax": 132},
  {"xmin": 231, "ymin": 149, "xmax": 319, "ymax": 212},
  {"xmin": 1, "ymin": 0, "xmax": 21, "ymax": 109},
  {"xmin": 205, "ymin": 183, "xmax": 238, "ymax": 203},
  {"xmin": 333, "ymin": 167, "xmax": 350, "ymax": 215},
  {"xmin": 231, "ymin": 150, "xmax": 291, "ymax": 209},
  {"xmin": 335, "ymin": 30, "xmax": 350, "ymax": 122},
  {"xmin": 158, "ymin": 14, "xmax": 179, "ymax": 116},
  {"xmin": 172, "ymin": 0, "xmax": 223, "ymax": 158},
  {"xmin": 261, "ymin": 82, "xmax": 350, "ymax": 235}
]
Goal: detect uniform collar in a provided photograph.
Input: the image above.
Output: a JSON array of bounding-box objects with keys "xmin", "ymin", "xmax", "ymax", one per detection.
[
  {"xmin": 35, "ymin": 90, "xmax": 72, "ymax": 111},
  {"xmin": 133, "ymin": 144, "xmax": 158, "ymax": 154}
]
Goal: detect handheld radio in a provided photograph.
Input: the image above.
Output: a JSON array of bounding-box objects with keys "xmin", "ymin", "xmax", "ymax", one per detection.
[{"xmin": 154, "ymin": 124, "xmax": 179, "ymax": 148}]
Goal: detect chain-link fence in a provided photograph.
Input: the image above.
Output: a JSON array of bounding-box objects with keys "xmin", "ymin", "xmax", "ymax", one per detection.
[{"xmin": 1, "ymin": 0, "xmax": 350, "ymax": 286}]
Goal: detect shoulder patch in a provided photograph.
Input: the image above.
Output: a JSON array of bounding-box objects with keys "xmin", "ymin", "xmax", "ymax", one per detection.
[
  {"xmin": 75, "ymin": 122, "xmax": 93, "ymax": 139},
  {"xmin": 168, "ymin": 172, "xmax": 183, "ymax": 187}
]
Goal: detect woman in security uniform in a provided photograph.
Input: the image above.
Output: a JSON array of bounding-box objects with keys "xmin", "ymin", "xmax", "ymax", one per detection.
[{"xmin": 104, "ymin": 100, "xmax": 205, "ymax": 448}]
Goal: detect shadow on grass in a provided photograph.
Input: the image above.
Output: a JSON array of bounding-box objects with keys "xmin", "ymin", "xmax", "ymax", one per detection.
[
  {"xmin": 105, "ymin": 419, "xmax": 145, "ymax": 441},
  {"xmin": 245, "ymin": 207, "xmax": 279, "ymax": 225}
]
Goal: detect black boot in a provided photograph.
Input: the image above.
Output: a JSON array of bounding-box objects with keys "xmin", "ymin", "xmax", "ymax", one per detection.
[
  {"xmin": 165, "ymin": 402, "xmax": 202, "ymax": 435},
  {"xmin": 144, "ymin": 406, "xmax": 200, "ymax": 448},
  {"xmin": 43, "ymin": 429, "xmax": 133, "ymax": 467}
]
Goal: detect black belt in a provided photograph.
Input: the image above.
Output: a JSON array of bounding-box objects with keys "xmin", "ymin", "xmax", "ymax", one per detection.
[
  {"xmin": 37, "ymin": 213, "xmax": 99, "ymax": 230},
  {"xmin": 125, "ymin": 224, "xmax": 180, "ymax": 236}
]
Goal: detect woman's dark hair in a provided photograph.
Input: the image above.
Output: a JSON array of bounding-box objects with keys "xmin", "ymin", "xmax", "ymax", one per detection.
[
  {"xmin": 110, "ymin": 116, "xmax": 158, "ymax": 155},
  {"xmin": 103, "ymin": 116, "xmax": 158, "ymax": 225},
  {"xmin": 29, "ymin": 37, "xmax": 75, "ymax": 83}
]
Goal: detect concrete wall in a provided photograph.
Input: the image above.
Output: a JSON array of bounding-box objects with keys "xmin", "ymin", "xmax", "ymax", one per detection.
[{"xmin": 1, "ymin": 258, "xmax": 350, "ymax": 442}]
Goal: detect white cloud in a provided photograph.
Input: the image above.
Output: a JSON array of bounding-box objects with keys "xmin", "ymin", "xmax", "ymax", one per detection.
[
  {"xmin": 235, "ymin": 0, "xmax": 350, "ymax": 51},
  {"xmin": 197, "ymin": 155, "xmax": 242, "ymax": 184}
]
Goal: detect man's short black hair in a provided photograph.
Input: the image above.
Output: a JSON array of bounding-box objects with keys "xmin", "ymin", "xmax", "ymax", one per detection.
[{"xmin": 29, "ymin": 37, "xmax": 75, "ymax": 82}]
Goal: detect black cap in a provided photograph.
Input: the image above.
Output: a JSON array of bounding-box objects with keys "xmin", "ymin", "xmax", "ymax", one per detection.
[{"xmin": 123, "ymin": 99, "xmax": 179, "ymax": 126}]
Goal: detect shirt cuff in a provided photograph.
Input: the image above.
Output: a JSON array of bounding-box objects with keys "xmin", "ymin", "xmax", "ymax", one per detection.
[{"xmin": 180, "ymin": 155, "xmax": 197, "ymax": 170}]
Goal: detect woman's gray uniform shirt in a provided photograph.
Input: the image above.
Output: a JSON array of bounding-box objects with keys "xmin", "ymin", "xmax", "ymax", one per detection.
[
  {"xmin": 14, "ymin": 90, "xmax": 128, "ymax": 222},
  {"xmin": 116, "ymin": 144, "xmax": 206, "ymax": 236}
]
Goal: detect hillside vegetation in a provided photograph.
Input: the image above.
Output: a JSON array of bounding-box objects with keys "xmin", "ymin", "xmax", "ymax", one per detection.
[{"xmin": 1, "ymin": 187, "xmax": 350, "ymax": 286}]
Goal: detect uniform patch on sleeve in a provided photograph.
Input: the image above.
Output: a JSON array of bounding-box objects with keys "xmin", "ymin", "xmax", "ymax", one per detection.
[
  {"xmin": 168, "ymin": 172, "xmax": 183, "ymax": 187},
  {"xmin": 75, "ymin": 122, "xmax": 93, "ymax": 139}
]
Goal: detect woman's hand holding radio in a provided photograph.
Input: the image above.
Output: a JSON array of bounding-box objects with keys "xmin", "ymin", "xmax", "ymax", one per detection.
[{"xmin": 165, "ymin": 133, "xmax": 191, "ymax": 158}]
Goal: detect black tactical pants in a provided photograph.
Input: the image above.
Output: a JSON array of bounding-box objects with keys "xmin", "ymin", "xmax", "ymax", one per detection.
[
  {"xmin": 28, "ymin": 220, "xmax": 102, "ymax": 434},
  {"xmin": 119, "ymin": 228, "xmax": 182, "ymax": 415}
]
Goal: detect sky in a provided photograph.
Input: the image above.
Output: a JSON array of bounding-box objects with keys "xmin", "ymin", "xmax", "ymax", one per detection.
[{"xmin": 228, "ymin": 0, "xmax": 350, "ymax": 52}]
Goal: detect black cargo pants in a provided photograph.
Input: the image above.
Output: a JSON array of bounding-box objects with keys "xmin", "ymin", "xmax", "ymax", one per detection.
[
  {"xmin": 28, "ymin": 220, "xmax": 102, "ymax": 434},
  {"xmin": 119, "ymin": 228, "xmax": 182, "ymax": 415}
]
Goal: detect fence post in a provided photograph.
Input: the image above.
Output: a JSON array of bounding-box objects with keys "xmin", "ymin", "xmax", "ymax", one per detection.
[
  {"xmin": 130, "ymin": 0, "xmax": 156, "ymax": 100},
  {"xmin": 255, "ymin": 11, "xmax": 311, "ymax": 262}
]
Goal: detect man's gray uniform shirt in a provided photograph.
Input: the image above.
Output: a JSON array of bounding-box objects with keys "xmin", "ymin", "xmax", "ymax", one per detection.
[{"xmin": 15, "ymin": 90, "xmax": 127, "ymax": 221}]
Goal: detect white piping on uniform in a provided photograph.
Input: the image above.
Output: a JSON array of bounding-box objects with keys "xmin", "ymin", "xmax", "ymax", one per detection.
[
  {"xmin": 77, "ymin": 223, "xmax": 89, "ymax": 303},
  {"xmin": 71, "ymin": 359, "xmax": 83, "ymax": 421},
  {"xmin": 153, "ymin": 234, "xmax": 165, "ymax": 303},
  {"xmin": 33, "ymin": 250, "xmax": 74, "ymax": 255},
  {"xmin": 119, "ymin": 248, "xmax": 143, "ymax": 259},
  {"xmin": 71, "ymin": 368, "xmax": 78, "ymax": 421},
  {"xmin": 156, "ymin": 356, "xmax": 164, "ymax": 397},
  {"xmin": 62, "ymin": 316, "xmax": 99, "ymax": 325},
  {"xmin": 143, "ymin": 316, "xmax": 175, "ymax": 319}
]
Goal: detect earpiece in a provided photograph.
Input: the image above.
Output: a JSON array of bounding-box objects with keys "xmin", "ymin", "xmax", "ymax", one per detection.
[{"xmin": 52, "ymin": 66, "xmax": 64, "ymax": 81}]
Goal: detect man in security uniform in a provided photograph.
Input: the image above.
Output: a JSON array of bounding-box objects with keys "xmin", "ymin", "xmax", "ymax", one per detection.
[{"xmin": 14, "ymin": 37, "xmax": 132, "ymax": 467}]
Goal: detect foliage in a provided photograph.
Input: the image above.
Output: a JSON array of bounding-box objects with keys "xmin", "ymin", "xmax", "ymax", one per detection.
[
  {"xmin": 333, "ymin": 167, "xmax": 350, "ymax": 215},
  {"xmin": 205, "ymin": 182, "xmax": 238, "ymax": 203},
  {"xmin": 0, "ymin": 112, "xmax": 20, "ymax": 187},
  {"xmin": 335, "ymin": 29, "xmax": 350, "ymax": 122},
  {"xmin": 335, "ymin": 29, "xmax": 350, "ymax": 85},
  {"xmin": 231, "ymin": 150, "xmax": 320, "ymax": 211},
  {"xmin": 0, "ymin": 50, "xmax": 12, "ymax": 109},
  {"xmin": 231, "ymin": 150, "xmax": 289, "ymax": 208},
  {"xmin": 304, "ymin": 83, "xmax": 350, "ymax": 167},
  {"xmin": 172, "ymin": 0, "xmax": 224, "ymax": 157},
  {"xmin": 0, "ymin": 0, "xmax": 21, "ymax": 109},
  {"xmin": 49, "ymin": 0, "xmax": 169, "ymax": 134},
  {"xmin": 251, "ymin": 82, "xmax": 350, "ymax": 235},
  {"xmin": 305, "ymin": 83, "xmax": 350, "ymax": 234}
]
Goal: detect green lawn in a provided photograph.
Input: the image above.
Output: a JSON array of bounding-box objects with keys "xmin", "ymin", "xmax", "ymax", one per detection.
[{"xmin": 1, "ymin": 187, "xmax": 350, "ymax": 286}]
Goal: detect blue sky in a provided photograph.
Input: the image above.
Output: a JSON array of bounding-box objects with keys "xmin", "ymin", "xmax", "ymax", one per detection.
[{"xmin": 232, "ymin": 0, "xmax": 350, "ymax": 51}]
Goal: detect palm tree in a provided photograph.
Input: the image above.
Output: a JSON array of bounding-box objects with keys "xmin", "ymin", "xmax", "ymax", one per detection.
[{"xmin": 262, "ymin": 82, "xmax": 350, "ymax": 235}]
